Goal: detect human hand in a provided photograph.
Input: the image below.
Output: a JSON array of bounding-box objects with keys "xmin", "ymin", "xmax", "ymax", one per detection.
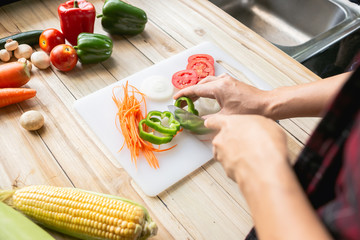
[
  {"xmin": 173, "ymin": 74, "xmax": 269, "ymax": 117},
  {"xmin": 206, "ymin": 114, "xmax": 334, "ymax": 240},
  {"xmin": 204, "ymin": 114, "xmax": 288, "ymax": 191}
]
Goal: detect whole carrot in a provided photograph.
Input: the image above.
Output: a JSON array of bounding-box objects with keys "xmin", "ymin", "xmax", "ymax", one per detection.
[
  {"xmin": 0, "ymin": 88, "xmax": 36, "ymax": 108},
  {"xmin": 0, "ymin": 62, "xmax": 31, "ymax": 88}
]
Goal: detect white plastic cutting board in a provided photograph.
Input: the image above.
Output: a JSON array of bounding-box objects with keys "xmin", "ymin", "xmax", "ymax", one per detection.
[{"xmin": 74, "ymin": 41, "xmax": 272, "ymax": 196}]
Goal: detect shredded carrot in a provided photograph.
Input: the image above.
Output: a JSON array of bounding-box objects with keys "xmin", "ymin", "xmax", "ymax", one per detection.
[{"xmin": 112, "ymin": 81, "xmax": 176, "ymax": 169}]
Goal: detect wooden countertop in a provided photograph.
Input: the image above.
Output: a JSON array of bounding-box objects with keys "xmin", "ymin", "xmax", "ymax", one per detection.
[{"xmin": 0, "ymin": 0, "xmax": 321, "ymax": 239}]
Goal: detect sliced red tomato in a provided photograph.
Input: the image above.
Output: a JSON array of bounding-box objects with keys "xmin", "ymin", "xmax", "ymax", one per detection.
[
  {"xmin": 188, "ymin": 54, "xmax": 214, "ymax": 65},
  {"xmin": 172, "ymin": 69, "xmax": 198, "ymax": 89},
  {"xmin": 186, "ymin": 59, "xmax": 215, "ymax": 80}
]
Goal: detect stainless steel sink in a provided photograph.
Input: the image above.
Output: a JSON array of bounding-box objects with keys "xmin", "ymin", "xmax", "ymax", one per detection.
[{"xmin": 209, "ymin": 0, "xmax": 360, "ymax": 62}]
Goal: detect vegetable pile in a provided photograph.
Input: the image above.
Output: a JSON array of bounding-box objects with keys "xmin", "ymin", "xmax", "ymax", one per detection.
[
  {"xmin": 39, "ymin": 27, "xmax": 112, "ymax": 72},
  {"xmin": 0, "ymin": 0, "xmax": 147, "ymax": 109},
  {"xmin": 41, "ymin": 0, "xmax": 147, "ymax": 71}
]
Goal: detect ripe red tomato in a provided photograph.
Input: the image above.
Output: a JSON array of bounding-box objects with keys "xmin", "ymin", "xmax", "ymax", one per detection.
[
  {"xmin": 186, "ymin": 59, "xmax": 215, "ymax": 80},
  {"xmin": 172, "ymin": 69, "xmax": 198, "ymax": 89},
  {"xmin": 39, "ymin": 28, "xmax": 65, "ymax": 54},
  {"xmin": 50, "ymin": 44, "xmax": 78, "ymax": 72},
  {"xmin": 188, "ymin": 54, "xmax": 215, "ymax": 65}
]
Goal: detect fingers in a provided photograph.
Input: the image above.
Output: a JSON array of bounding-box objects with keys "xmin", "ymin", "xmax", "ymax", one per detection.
[
  {"xmin": 197, "ymin": 73, "xmax": 227, "ymax": 85},
  {"xmin": 200, "ymin": 113, "xmax": 216, "ymax": 120},
  {"xmin": 173, "ymin": 82, "xmax": 215, "ymax": 100},
  {"xmin": 204, "ymin": 114, "xmax": 225, "ymax": 130},
  {"xmin": 173, "ymin": 74, "xmax": 228, "ymax": 100},
  {"xmin": 172, "ymin": 85, "xmax": 200, "ymax": 101}
]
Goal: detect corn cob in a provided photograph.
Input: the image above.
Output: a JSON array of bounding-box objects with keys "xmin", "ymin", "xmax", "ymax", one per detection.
[
  {"xmin": 0, "ymin": 201, "xmax": 55, "ymax": 240},
  {"xmin": 0, "ymin": 185, "xmax": 158, "ymax": 240}
]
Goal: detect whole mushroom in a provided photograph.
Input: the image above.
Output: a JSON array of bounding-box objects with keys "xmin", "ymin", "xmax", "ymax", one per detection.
[
  {"xmin": 0, "ymin": 49, "xmax": 12, "ymax": 62},
  {"xmin": 4, "ymin": 39, "xmax": 18, "ymax": 51},
  {"xmin": 31, "ymin": 51, "xmax": 50, "ymax": 69},
  {"xmin": 14, "ymin": 44, "xmax": 33, "ymax": 59},
  {"xmin": 20, "ymin": 110, "xmax": 45, "ymax": 131}
]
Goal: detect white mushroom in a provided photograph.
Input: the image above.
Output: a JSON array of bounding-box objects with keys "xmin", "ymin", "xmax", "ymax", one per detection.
[
  {"xmin": 0, "ymin": 49, "xmax": 12, "ymax": 62},
  {"xmin": 14, "ymin": 44, "xmax": 33, "ymax": 59},
  {"xmin": 4, "ymin": 39, "xmax": 18, "ymax": 51},
  {"xmin": 20, "ymin": 110, "xmax": 45, "ymax": 131},
  {"xmin": 31, "ymin": 51, "xmax": 50, "ymax": 69}
]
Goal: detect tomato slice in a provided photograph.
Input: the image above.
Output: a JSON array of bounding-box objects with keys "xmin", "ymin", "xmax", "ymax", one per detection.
[
  {"xmin": 172, "ymin": 69, "xmax": 198, "ymax": 89},
  {"xmin": 186, "ymin": 59, "xmax": 215, "ymax": 80},
  {"xmin": 188, "ymin": 54, "xmax": 214, "ymax": 65}
]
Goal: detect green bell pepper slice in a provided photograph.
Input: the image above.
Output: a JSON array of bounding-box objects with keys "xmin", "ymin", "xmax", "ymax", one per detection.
[
  {"xmin": 174, "ymin": 97, "xmax": 199, "ymax": 115},
  {"xmin": 97, "ymin": 0, "xmax": 148, "ymax": 35},
  {"xmin": 74, "ymin": 32, "xmax": 113, "ymax": 64},
  {"xmin": 145, "ymin": 111, "xmax": 180, "ymax": 135},
  {"xmin": 173, "ymin": 108, "xmax": 212, "ymax": 135},
  {"xmin": 138, "ymin": 119, "xmax": 174, "ymax": 145}
]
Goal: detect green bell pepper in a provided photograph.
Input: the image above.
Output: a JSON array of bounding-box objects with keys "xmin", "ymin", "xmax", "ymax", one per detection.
[
  {"xmin": 145, "ymin": 111, "xmax": 180, "ymax": 135},
  {"xmin": 97, "ymin": 0, "xmax": 147, "ymax": 35},
  {"xmin": 138, "ymin": 111, "xmax": 181, "ymax": 145},
  {"xmin": 138, "ymin": 119, "xmax": 174, "ymax": 145},
  {"xmin": 74, "ymin": 33, "xmax": 113, "ymax": 64},
  {"xmin": 174, "ymin": 97, "xmax": 199, "ymax": 115},
  {"xmin": 173, "ymin": 108, "xmax": 212, "ymax": 135}
]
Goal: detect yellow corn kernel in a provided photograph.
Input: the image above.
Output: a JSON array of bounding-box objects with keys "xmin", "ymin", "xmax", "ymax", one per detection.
[{"xmin": 0, "ymin": 185, "xmax": 158, "ymax": 240}]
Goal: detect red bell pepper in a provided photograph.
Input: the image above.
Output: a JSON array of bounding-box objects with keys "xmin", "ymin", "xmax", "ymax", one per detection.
[{"xmin": 58, "ymin": 0, "xmax": 96, "ymax": 46}]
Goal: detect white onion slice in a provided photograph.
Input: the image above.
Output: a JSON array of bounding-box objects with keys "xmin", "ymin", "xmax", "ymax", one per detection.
[
  {"xmin": 140, "ymin": 75, "xmax": 174, "ymax": 101},
  {"xmin": 195, "ymin": 97, "xmax": 221, "ymax": 116}
]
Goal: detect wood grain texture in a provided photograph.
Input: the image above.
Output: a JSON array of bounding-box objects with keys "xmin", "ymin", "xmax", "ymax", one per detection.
[{"xmin": 0, "ymin": 0, "xmax": 322, "ymax": 239}]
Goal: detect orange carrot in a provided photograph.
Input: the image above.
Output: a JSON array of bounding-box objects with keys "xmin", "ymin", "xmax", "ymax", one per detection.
[
  {"xmin": 0, "ymin": 88, "xmax": 36, "ymax": 108},
  {"xmin": 0, "ymin": 62, "xmax": 31, "ymax": 88},
  {"xmin": 112, "ymin": 81, "xmax": 176, "ymax": 169}
]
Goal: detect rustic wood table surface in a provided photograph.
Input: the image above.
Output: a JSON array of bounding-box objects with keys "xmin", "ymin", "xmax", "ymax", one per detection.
[{"xmin": 0, "ymin": 0, "xmax": 321, "ymax": 239}]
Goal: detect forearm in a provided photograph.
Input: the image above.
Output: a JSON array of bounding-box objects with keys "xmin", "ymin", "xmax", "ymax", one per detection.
[
  {"xmin": 240, "ymin": 162, "xmax": 332, "ymax": 240},
  {"xmin": 264, "ymin": 72, "xmax": 351, "ymax": 120}
]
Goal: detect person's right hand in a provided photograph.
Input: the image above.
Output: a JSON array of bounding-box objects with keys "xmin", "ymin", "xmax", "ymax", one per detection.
[
  {"xmin": 205, "ymin": 114, "xmax": 334, "ymax": 240},
  {"xmin": 173, "ymin": 73, "xmax": 269, "ymax": 117},
  {"xmin": 204, "ymin": 114, "xmax": 288, "ymax": 187}
]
